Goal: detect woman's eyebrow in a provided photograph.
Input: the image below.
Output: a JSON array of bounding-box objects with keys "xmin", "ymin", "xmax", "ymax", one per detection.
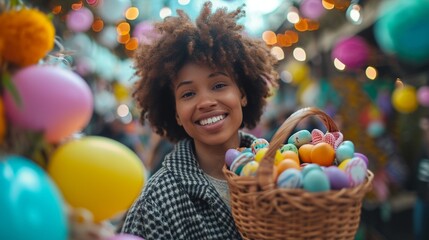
[
  {"xmin": 208, "ymin": 71, "xmax": 228, "ymax": 78},
  {"xmin": 175, "ymin": 80, "xmax": 192, "ymax": 90}
]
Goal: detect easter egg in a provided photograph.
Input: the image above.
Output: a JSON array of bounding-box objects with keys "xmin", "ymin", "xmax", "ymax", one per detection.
[
  {"xmin": 273, "ymin": 149, "xmax": 285, "ymax": 165},
  {"xmin": 255, "ymin": 148, "xmax": 268, "ymax": 162},
  {"xmin": 301, "ymin": 163, "xmax": 322, "ymax": 177},
  {"xmin": 276, "ymin": 159, "xmax": 300, "ymax": 177},
  {"xmin": 288, "ymin": 130, "xmax": 312, "ymax": 147},
  {"xmin": 225, "ymin": 148, "xmax": 240, "ymax": 167},
  {"xmin": 339, "ymin": 140, "xmax": 355, "ymax": 151},
  {"xmin": 280, "ymin": 143, "xmax": 298, "ymax": 154},
  {"xmin": 298, "ymin": 144, "xmax": 314, "ymax": 163},
  {"xmin": 341, "ymin": 157, "xmax": 367, "ymax": 187},
  {"xmin": 240, "ymin": 161, "xmax": 259, "ymax": 177},
  {"xmin": 311, "ymin": 142, "xmax": 335, "ymax": 166},
  {"xmin": 335, "ymin": 144, "xmax": 354, "ymax": 163},
  {"xmin": 280, "ymin": 150, "xmax": 300, "ymax": 165},
  {"xmin": 230, "ymin": 152, "xmax": 254, "ymax": 175},
  {"xmin": 323, "ymin": 166, "xmax": 350, "ymax": 190},
  {"xmin": 354, "ymin": 152, "xmax": 369, "ymax": 167},
  {"xmin": 303, "ymin": 169, "xmax": 330, "ymax": 192},
  {"xmin": 250, "ymin": 138, "xmax": 269, "ymax": 154},
  {"xmin": 277, "ymin": 168, "xmax": 303, "ymax": 189},
  {"xmin": 241, "ymin": 148, "xmax": 253, "ymax": 154}
]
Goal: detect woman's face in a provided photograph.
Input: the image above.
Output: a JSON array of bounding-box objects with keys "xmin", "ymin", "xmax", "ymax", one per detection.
[{"xmin": 173, "ymin": 62, "xmax": 247, "ymax": 147}]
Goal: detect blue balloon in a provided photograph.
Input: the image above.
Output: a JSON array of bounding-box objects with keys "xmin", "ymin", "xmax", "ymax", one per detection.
[{"xmin": 0, "ymin": 155, "xmax": 68, "ymax": 240}]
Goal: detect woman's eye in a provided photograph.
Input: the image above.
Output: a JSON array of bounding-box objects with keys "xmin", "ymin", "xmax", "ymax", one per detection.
[
  {"xmin": 213, "ymin": 83, "xmax": 227, "ymax": 90},
  {"xmin": 181, "ymin": 91, "xmax": 194, "ymax": 99}
]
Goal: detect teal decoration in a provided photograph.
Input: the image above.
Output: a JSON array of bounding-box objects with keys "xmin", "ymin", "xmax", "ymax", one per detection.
[
  {"xmin": 0, "ymin": 155, "xmax": 68, "ymax": 240},
  {"xmin": 374, "ymin": 0, "xmax": 429, "ymax": 64}
]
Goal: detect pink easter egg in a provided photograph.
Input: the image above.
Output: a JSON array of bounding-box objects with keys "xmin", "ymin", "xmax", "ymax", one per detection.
[{"xmin": 3, "ymin": 65, "xmax": 93, "ymax": 143}]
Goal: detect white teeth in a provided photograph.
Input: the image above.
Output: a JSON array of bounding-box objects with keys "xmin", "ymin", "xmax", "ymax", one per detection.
[{"xmin": 199, "ymin": 115, "xmax": 225, "ymax": 126}]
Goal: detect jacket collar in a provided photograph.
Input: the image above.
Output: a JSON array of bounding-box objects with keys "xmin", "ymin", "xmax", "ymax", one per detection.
[{"xmin": 163, "ymin": 131, "xmax": 256, "ymax": 200}]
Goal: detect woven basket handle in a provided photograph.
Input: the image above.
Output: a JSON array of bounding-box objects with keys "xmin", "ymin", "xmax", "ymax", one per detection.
[{"xmin": 256, "ymin": 107, "xmax": 340, "ymax": 191}]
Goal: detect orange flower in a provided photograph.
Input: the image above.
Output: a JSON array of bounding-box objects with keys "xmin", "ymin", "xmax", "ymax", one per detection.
[{"xmin": 0, "ymin": 8, "xmax": 55, "ymax": 67}]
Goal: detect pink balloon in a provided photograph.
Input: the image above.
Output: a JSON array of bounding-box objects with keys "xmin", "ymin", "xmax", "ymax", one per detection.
[
  {"xmin": 300, "ymin": 0, "xmax": 326, "ymax": 19},
  {"xmin": 331, "ymin": 36, "xmax": 369, "ymax": 69},
  {"xmin": 418, "ymin": 86, "xmax": 429, "ymax": 107},
  {"xmin": 107, "ymin": 234, "xmax": 144, "ymax": 240},
  {"xmin": 132, "ymin": 21, "xmax": 161, "ymax": 45},
  {"xmin": 3, "ymin": 65, "xmax": 93, "ymax": 143},
  {"xmin": 66, "ymin": 7, "xmax": 94, "ymax": 32}
]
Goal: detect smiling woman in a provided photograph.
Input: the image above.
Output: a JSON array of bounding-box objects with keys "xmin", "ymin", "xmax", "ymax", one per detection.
[{"xmin": 120, "ymin": 1, "xmax": 278, "ymax": 239}]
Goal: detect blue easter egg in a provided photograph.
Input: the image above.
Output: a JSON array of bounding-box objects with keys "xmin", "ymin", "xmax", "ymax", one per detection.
[
  {"xmin": 251, "ymin": 138, "xmax": 269, "ymax": 154},
  {"xmin": 230, "ymin": 152, "xmax": 254, "ymax": 175},
  {"xmin": 301, "ymin": 163, "xmax": 322, "ymax": 177},
  {"xmin": 303, "ymin": 169, "xmax": 330, "ymax": 192},
  {"xmin": 335, "ymin": 144, "xmax": 354, "ymax": 163},
  {"xmin": 287, "ymin": 130, "xmax": 312, "ymax": 147},
  {"xmin": 277, "ymin": 168, "xmax": 303, "ymax": 189}
]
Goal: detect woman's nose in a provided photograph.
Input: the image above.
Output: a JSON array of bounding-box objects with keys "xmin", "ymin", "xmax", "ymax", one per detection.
[{"xmin": 196, "ymin": 93, "xmax": 217, "ymax": 110}]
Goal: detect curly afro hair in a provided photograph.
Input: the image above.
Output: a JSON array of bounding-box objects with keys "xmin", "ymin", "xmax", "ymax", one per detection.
[{"xmin": 132, "ymin": 1, "xmax": 279, "ymax": 142}]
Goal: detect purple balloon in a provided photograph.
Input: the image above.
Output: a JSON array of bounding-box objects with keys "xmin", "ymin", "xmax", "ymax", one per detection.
[
  {"xmin": 107, "ymin": 234, "xmax": 144, "ymax": 240},
  {"xmin": 418, "ymin": 86, "xmax": 429, "ymax": 107},
  {"xmin": 300, "ymin": 0, "xmax": 326, "ymax": 19},
  {"xmin": 3, "ymin": 65, "xmax": 93, "ymax": 143},
  {"xmin": 331, "ymin": 36, "xmax": 369, "ymax": 69},
  {"xmin": 132, "ymin": 21, "xmax": 161, "ymax": 44},
  {"xmin": 66, "ymin": 7, "xmax": 94, "ymax": 33}
]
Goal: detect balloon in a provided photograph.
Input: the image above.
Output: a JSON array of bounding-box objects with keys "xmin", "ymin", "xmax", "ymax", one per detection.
[
  {"xmin": 47, "ymin": 136, "xmax": 146, "ymax": 222},
  {"xmin": 392, "ymin": 86, "xmax": 418, "ymax": 113},
  {"xmin": 107, "ymin": 233, "xmax": 145, "ymax": 240},
  {"xmin": 132, "ymin": 21, "xmax": 160, "ymax": 45},
  {"xmin": 96, "ymin": 0, "xmax": 131, "ymax": 23},
  {"xmin": 374, "ymin": 0, "xmax": 429, "ymax": 64},
  {"xmin": 331, "ymin": 36, "xmax": 369, "ymax": 69},
  {"xmin": 0, "ymin": 155, "xmax": 68, "ymax": 240},
  {"xmin": 3, "ymin": 65, "xmax": 93, "ymax": 143},
  {"xmin": 285, "ymin": 61, "xmax": 310, "ymax": 85},
  {"xmin": 66, "ymin": 7, "xmax": 94, "ymax": 32},
  {"xmin": 417, "ymin": 86, "xmax": 429, "ymax": 107},
  {"xmin": 300, "ymin": 0, "xmax": 326, "ymax": 19},
  {"xmin": 98, "ymin": 25, "xmax": 119, "ymax": 49},
  {"xmin": 0, "ymin": 98, "xmax": 5, "ymax": 144}
]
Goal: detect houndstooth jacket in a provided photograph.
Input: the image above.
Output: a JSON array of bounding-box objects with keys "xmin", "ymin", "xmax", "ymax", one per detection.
[{"xmin": 121, "ymin": 131, "xmax": 256, "ymax": 240}]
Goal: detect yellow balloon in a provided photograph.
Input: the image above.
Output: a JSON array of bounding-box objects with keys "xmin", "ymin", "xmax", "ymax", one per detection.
[
  {"xmin": 285, "ymin": 61, "xmax": 310, "ymax": 85},
  {"xmin": 48, "ymin": 136, "xmax": 146, "ymax": 222},
  {"xmin": 392, "ymin": 86, "xmax": 418, "ymax": 113}
]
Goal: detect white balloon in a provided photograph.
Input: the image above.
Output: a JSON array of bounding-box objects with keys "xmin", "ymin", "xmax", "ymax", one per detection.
[
  {"xmin": 96, "ymin": 0, "xmax": 131, "ymax": 23},
  {"xmin": 98, "ymin": 25, "xmax": 118, "ymax": 49}
]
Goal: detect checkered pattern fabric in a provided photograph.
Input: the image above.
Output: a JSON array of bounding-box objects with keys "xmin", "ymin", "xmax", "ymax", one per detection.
[{"xmin": 121, "ymin": 131, "xmax": 256, "ymax": 239}]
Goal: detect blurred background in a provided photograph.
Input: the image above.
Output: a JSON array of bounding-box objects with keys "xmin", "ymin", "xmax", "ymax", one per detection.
[{"xmin": 2, "ymin": 0, "xmax": 429, "ymax": 239}]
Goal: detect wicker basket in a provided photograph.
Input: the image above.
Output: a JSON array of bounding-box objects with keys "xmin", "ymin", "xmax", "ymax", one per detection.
[{"xmin": 223, "ymin": 107, "xmax": 374, "ymax": 240}]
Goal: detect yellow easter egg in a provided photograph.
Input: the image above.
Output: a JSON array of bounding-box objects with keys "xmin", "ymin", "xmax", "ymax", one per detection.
[
  {"xmin": 255, "ymin": 147, "xmax": 268, "ymax": 162},
  {"xmin": 240, "ymin": 161, "xmax": 259, "ymax": 177},
  {"xmin": 274, "ymin": 149, "xmax": 285, "ymax": 165},
  {"xmin": 338, "ymin": 158, "xmax": 352, "ymax": 170},
  {"xmin": 311, "ymin": 142, "xmax": 335, "ymax": 166},
  {"xmin": 298, "ymin": 144, "xmax": 314, "ymax": 163}
]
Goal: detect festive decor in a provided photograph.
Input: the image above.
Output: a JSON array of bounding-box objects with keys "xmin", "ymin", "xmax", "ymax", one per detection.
[
  {"xmin": 0, "ymin": 155, "xmax": 68, "ymax": 240},
  {"xmin": 0, "ymin": 8, "xmax": 55, "ymax": 67},
  {"xmin": 331, "ymin": 36, "xmax": 370, "ymax": 70}
]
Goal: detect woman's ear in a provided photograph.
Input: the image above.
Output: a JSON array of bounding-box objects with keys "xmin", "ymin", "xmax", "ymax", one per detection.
[
  {"xmin": 241, "ymin": 94, "xmax": 248, "ymax": 107},
  {"xmin": 176, "ymin": 113, "xmax": 182, "ymax": 126}
]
